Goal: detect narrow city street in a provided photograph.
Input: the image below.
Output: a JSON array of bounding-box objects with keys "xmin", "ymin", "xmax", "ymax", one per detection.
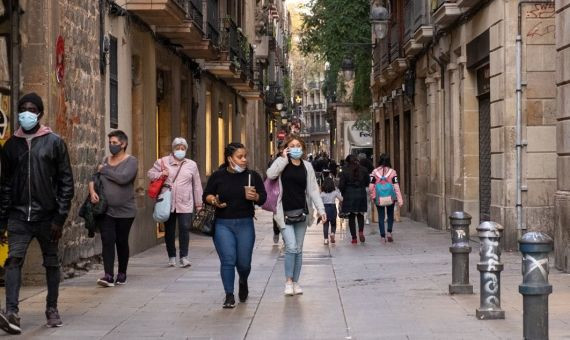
[{"xmin": 2, "ymin": 210, "xmax": 569, "ymax": 339}]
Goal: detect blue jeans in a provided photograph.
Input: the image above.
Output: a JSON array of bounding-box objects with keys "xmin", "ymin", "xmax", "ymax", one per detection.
[
  {"xmin": 213, "ymin": 218, "xmax": 255, "ymax": 294},
  {"xmin": 377, "ymin": 204, "xmax": 395, "ymax": 237},
  {"xmin": 164, "ymin": 212, "xmax": 192, "ymax": 258},
  {"xmin": 281, "ymin": 220, "xmax": 308, "ymax": 282}
]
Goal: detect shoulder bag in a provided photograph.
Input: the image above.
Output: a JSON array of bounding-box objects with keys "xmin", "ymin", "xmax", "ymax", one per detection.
[
  {"xmin": 148, "ymin": 159, "xmax": 168, "ymax": 200},
  {"xmin": 152, "ymin": 161, "xmax": 185, "ymax": 223},
  {"xmin": 190, "ymin": 203, "xmax": 216, "ymax": 237}
]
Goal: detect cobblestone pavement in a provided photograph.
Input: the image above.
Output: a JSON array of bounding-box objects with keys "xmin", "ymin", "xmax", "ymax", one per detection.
[{"xmin": 1, "ymin": 210, "xmax": 569, "ymax": 339}]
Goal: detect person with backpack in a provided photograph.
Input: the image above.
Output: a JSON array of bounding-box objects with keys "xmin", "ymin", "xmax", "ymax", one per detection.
[
  {"xmin": 320, "ymin": 177, "xmax": 342, "ymax": 245},
  {"xmin": 369, "ymin": 154, "xmax": 403, "ymax": 243},
  {"xmin": 338, "ymin": 155, "xmax": 369, "ymax": 244}
]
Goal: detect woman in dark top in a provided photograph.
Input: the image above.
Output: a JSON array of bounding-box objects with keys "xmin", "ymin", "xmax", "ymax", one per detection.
[
  {"xmin": 203, "ymin": 142, "xmax": 267, "ymax": 309},
  {"xmin": 267, "ymin": 135, "xmax": 325, "ymax": 296},
  {"xmin": 89, "ymin": 130, "xmax": 138, "ymax": 287},
  {"xmin": 339, "ymin": 154, "xmax": 369, "ymax": 244}
]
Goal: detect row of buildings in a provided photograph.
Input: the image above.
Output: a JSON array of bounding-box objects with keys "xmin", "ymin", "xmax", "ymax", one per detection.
[
  {"xmin": 368, "ymin": 0, "xmax": 569, "ymax": 271},
  {"xmin": 0, "ymin": 0, "xmax": 290, "ymax": 280}
]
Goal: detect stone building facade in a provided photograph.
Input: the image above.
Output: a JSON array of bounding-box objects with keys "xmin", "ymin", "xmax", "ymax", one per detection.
[
  {"xmin": 0, "ymin": 0, "xmax": 281, "ymax": 280},
  {"xmin": 555, "ymin": 0, "xmax": 570, "ymax": 271},
  {"xmin": 372, "ymin": 0, "xmax": 558, "ymax": 251}
]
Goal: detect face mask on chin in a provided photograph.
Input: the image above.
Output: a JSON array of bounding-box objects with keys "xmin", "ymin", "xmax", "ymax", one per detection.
[{"xmin": 229, "ymin": 159, "xmax": 246, "ymax": 173}]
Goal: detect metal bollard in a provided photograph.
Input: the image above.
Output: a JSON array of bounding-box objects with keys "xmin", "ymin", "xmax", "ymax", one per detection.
[
  {"xmin": 476, "ymin": 221, "xmax": 505, "ymax": 320},
  {"xmin": 519, "ymin": 232, "xmax": 553, "ymax": 340},
  {"xmin": 449, "ymin": 211, "xmax": 473, "ymax": 294}
]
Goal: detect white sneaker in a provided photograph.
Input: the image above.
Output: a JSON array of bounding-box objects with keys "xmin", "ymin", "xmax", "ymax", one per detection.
[
  {"xmin": 324, "ymin": 239, "xmax": 329, "ymax": 245},
  {"xmin": 168, "ymin": 257, "xmax": 177, "ymax": 267},
  {"xmin": 179, "ymin": 257, "xmax": 191, "ymax": 268},
  {"xmin": 284, "ymin": 283, "xmax": 294, "ymax": 296},
  {"xmin": 293, "ymin": 283, "xmax": 303, "ymax": 295}
]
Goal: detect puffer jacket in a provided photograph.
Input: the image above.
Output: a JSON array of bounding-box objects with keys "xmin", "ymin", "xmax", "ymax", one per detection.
[{"xmin": 0, "ymin": 126, "xmax": 74, "ymax": 227}]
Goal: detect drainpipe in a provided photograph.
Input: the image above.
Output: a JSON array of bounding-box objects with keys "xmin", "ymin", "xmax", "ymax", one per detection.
[
  {"xmin": 516, "ymin": 0, "xmax": 554, "ymax": 238},
  {"xmin": 10, "ymin": 0, "xmax": 20, "ymax": 132}
]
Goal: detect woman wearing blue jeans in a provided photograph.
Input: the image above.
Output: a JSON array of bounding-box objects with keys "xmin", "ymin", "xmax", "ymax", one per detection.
[
  {"xmin": 267, "ymin": 135, "xmax": 326, "ymax": 296},
  {"xmin": 203, "ymin": 143, "xmax": 266, "ymax": 308}
]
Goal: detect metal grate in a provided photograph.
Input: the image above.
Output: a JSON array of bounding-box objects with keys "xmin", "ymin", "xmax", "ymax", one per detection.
[
  {"xmin": 479, "ymin": 94, "xmax": 491, "ymax": 222},
  {"xmin": 109, "ymin": 35, "xmax": 118, "ymax": 129}
]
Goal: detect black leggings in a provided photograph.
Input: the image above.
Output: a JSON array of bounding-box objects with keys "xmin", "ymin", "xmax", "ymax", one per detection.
[
  {"xmin": 348, "ymin": 213, "xmax": 364, "ymax": 239},
  {"xmin": 100, "ymin": 215, "xmax": 135, "ymax": 276}
]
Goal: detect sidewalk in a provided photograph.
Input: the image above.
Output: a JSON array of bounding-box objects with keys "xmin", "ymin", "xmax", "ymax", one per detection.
[{"xmin": 1, "ymin": 210, "xmax": 569, "ymax": 339}]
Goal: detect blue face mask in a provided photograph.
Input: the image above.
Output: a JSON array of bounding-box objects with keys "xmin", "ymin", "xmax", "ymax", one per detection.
[
  {"xmin": 18, "ymin": 111, "xmax": 39, "ymax": 131},
  {"xmin": 289, "ymin": 147, "xmax": 303, "ymax": 160},
  {"xmin": 174, "ymin": 150, "xmax": 186, "ymax": 160}
]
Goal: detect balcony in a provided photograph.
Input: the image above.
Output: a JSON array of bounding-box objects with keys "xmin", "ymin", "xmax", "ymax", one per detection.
[
  {"xmin": 203, "ymin": 18, "xmax": 256, "ymax": 94},
  {"xmin": 125, "ymin": 0, "xmax": 187, "ymax": 26},
  {"xmin": 456, "ymin": 0, "xmax": 481, "ymax": 9},
  {"xmin": 181, "ymin": 0, "xmax": 219, "ymax": 59},
  {"xmin": 156, "ymin": 0, "xmax": 203, "ymax": 48},
  {"xmin": 433, "ymin": 1, "xmax": 461, "ymax": 29},
  {"xmin": 404, "ymin": 0, "xmax": 430, "ymax": 44}
]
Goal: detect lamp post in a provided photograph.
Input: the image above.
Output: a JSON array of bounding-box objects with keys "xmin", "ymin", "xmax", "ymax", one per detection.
[
  {"xmin": 370, "ymin": 1, "xmax": 390, "ymax": 40},
  {"xmin": 341, "ymin": 56, "xmax": 355, "ymax": 81},
  {"xmin": 275, "ymin": 91, "xmax": 284, "ymax": 111}
]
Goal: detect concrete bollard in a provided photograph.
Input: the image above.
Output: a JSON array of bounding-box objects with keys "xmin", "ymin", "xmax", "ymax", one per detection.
[
  {"xmin": 519, "ymin": 232, "xmax": 553, "ymax": 340},
  {"xmin": 449, "ymin": 211, "xmax": 473, "ymax": 294},
  {"xmin": 476, "ymin": 221, "xmax": 505, "ymax": 320}
]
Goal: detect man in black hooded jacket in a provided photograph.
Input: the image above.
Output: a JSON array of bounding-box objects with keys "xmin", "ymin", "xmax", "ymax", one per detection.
[{"xmin": 0, "ymin": 93, "xmax": 74, "ymax": 333}]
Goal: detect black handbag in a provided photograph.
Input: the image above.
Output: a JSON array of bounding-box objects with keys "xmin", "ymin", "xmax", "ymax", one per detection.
[
  {"xmin": 190, "ymin": 204, "xmax": 216, "ymax": 237},
  {"xmin": 284, "ymin": 208, "xmax": 307, "ymax": 225}
]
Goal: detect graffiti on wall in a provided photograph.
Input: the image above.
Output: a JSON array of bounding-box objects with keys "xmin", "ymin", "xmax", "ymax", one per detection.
[
  {"xmin": 525, "ymin": 4, "xmax": 555, "ymax": 40},
  {"xmin": 0, "ymin": 94, "xmax": 10, "ymax": 145}
]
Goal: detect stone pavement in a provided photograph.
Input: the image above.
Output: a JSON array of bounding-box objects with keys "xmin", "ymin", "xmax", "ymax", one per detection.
[{"xmin": 1, "ymin": 210, "xmax": 570, "ymax": 339}]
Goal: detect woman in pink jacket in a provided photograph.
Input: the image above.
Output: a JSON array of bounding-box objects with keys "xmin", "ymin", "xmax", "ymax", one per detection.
[
  {"xmin": 369, "ymin": 154, "xmax": 403, "ymax": 243},
  {"xmin": 148, "ymin": 138, "xmax": 203, "ymax": 267}
]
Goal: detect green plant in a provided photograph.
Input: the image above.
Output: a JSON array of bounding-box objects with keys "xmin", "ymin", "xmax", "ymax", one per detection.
[{"xmin": 299, "ymin": 0, "xmax": 372, "ymax": 116}]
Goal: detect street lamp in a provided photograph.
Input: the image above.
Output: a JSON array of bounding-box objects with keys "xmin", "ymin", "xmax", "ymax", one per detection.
[
  {"xmin": 275, "ymin": 91, "xmax": 285, "ymax": 111},
  {"xmin": 370, "ymin": 1, "xmax": 390, "ymax": 40},
  {"xmin": 341, "ymin": 56, "xmax": 355, "ymax": 81}
]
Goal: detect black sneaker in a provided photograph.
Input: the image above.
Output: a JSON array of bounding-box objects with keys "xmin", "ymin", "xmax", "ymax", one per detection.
[
  {"xmin": 115, "ymin": 273, "xmax": 127, "ymax": 285},
  {"xmin": 238, "ymin": 279, "xmax": 249, "ymax": 302},
  {"xmin": 223, "ymin": 293, "xmax": 235, "ymax": 309},
  {"xmin": 45, "ymin": 307, "xmax": 63, "ymax": 328},
  {"xmin": 97, "ymin": 274, "xmax": 114, "ymax": 287},
  {"xmin": 0, "ymin": 311, "xmax": 21, "ymax": 334}
]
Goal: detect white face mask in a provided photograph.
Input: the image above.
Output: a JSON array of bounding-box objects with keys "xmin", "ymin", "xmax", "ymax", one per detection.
[{"xmin": 229, "ymin": 159, "xmax": 245, "ymax": 173}]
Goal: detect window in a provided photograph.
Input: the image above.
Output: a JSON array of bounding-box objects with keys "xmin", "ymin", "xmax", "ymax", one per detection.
[{"xmin": 109, "ymin": 35, "xmax": 118, "ymax": 128}]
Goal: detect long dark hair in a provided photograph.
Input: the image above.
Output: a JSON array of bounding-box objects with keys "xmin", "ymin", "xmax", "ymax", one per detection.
[
  {"xmin": 378, "ymin": 153, "xmax": 391, "ymax": 168},
  {"xmin": 220, "ymin": 142, "xmax": 245, "ymax": 169},
  {"xmin": 322, "ymin": 177, "xmax": 336, "ymax": 193},
  {"xmin": 345, "ymin": 154, "xmax": 360, "ymax": 179}
]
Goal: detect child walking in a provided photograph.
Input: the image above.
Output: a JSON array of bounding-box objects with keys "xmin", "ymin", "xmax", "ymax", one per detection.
[{"xmin": 320, "ymin": 177, "xmax": 343, "ymax": 245}]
